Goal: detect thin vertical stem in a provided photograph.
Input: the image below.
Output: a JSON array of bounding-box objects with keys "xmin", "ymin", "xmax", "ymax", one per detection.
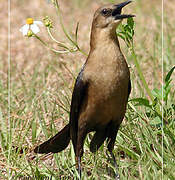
[
  {"xmin": 161, "ymin": 0, "xmax": 164, "ymax": 179},
  {"xmin": 8, "ymin": 0, "xmax": 11, "ymax": 178}
]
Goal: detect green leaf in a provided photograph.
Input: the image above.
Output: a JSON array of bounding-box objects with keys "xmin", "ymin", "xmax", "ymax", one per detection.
[
  {"xmin": 130, "ymin": 98, "xmax": 151, "ymax": 107},
  {"xmin": 75, "ymin": 22, "xmax": 79, "ymax": 43},
  {"xmin": 150, "ymin": 116, "xmax": 162, "ymax": 127},
  {"xmin": 127, "ymin": 17, "xmax": 134, "ymax": 29},
  {"xmin": 165, "ymin": 66, "xmax": 175, "ymax": 83},
  {"xmin": 32, "ymin": 121, "xmax": 37, "ymax": 143},
  {"xmin": 117, "ymin": 33, "xmax": 125, "ymax": 41},
  {"xmin": 152, "ymin": 88, "xmax": 162, "ymax": 99},
  {"xmin": 116, "ymin": 17, "xmax": 135, "ymax": 48},
  {"xmin": 164, "ymin": 79, "xmax": 172, "ymax": 90}
]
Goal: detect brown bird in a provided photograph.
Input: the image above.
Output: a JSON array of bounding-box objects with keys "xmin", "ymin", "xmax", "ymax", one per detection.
[{"xmin": 34, "ymin": 0, "xmax": 134, "ymax": 178}]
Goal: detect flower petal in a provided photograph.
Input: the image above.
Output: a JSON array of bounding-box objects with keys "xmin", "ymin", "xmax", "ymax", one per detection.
[
  {"xmin": 30, "ymin": 24, "xmax": 40, "ymax": 34},
  {"xmin": 19, "ymin": 24, "xmax": 29, "ymax": 36},
  {"xmin": 34, "ymin": 21, "xmax": 43, "ymax": 26}
]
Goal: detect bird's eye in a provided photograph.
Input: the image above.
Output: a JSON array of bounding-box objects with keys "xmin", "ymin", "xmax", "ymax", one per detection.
[{"xmin": 101, "ymin": 8, "xmax": 108, "ymax": 15}]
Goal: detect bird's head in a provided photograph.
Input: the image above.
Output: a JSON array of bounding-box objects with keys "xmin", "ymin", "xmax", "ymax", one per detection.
[{"xmin": 92, "ymin": 0, "xmax": 135, "ymax": 31}]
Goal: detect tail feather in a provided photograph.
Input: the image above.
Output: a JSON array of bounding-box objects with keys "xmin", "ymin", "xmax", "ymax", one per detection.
[{"xmin": 34, "ymin": 124, "xmax": 70, "ymax": 154}]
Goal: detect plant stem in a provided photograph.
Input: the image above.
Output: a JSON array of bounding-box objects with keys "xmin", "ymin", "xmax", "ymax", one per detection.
[
  {"xmin": 131, "ymin": 47, "xmax": 154, "ymax": 102},
  {"xmin": 47, "ymin": 27, "xmax": 69, "ymax": 50},
  {"xmin": 54, "ymin": 0, "xmax": 88, "ymax": 56},
  {"xmin": 34, "ymin": 34, "xmax": 70, "ymax": 54}
]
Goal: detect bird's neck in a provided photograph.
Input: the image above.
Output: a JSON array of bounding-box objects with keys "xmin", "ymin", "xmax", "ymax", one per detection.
[{"xmin": 90, "ymin": 26, "xmax": 121, "ymax": 51}]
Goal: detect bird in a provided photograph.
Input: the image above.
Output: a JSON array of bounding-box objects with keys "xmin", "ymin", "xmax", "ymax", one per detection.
[{"xmin": 34, "ymin": 0, "xmax": 134, "ymax": 178}]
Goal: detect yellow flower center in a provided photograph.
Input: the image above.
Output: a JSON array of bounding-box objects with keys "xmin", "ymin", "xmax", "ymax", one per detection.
[{"xmin": 26, "ymin": 18, "xmax": 34, "ymax": 25}]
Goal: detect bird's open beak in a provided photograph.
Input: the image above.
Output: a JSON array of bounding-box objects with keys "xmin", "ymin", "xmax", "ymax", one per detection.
[{"xmin": 112, "ymin": 0, "xmax": 135, "ymax": 20}]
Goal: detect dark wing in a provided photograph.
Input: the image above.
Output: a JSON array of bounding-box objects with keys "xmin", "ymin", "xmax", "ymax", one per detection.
[
  {"xmin": 127, "ymin": 79, "xmax": 131, "ymax": 99},
  {"xmin": 70, "ymin": 66, "xmax": 89, "ymax": 146}
]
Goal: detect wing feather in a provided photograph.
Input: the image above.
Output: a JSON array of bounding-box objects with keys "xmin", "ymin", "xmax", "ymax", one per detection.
[{"xmin": 69, "ymin": 66, "xmax": 89, "ymax": 147}]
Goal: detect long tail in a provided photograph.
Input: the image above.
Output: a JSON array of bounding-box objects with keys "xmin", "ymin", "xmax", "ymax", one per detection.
[{"xmin": 34, "ymin": 124, "xmax": 70, "ymax": 154}]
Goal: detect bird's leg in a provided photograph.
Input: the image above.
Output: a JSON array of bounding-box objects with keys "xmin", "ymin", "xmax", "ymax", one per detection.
[
  {"xmin": 110, "ymin": 151, "xmax": 120, "ymax": 180},
  {"xmin": 76, "ymin": 156, "xmax": 81, "ymax": 180},
  {"xmin": 106, "ymin": 123, "xmax": 120, "ymax": 179},
  {"xmin": 75, "ymin": 156, "xmax": 82, "ymax": 179},
  {"xmin": 78, "ymin": 156, "xmax": 82, "ymax": 179},
  {"xmin": 76, "ymin": 127, "xmax": 86, "ymax": 180},
  {"xmin": 106, "ymin": 150, "xmax": 120, "ymax": 180}
]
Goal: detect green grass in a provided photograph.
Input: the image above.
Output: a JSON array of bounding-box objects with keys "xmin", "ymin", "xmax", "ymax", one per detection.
[{"xmin": 0, "ymin": 0, "xmax": 175, "ymax": 179}]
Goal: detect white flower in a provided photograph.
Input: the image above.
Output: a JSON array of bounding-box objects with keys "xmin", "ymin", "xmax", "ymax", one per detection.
[{"xmin": 19, "ymin": 18, "xmax": 43, "ymax": 36}]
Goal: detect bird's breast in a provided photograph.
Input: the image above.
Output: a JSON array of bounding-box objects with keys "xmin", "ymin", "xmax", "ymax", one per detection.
[
  {"xmin": 82, "ymin": 55, "xmax": 130, "ymax": 126},
  {"xmin": 84, "ymin": 52, "xmax": 129, "ymax": 99}
]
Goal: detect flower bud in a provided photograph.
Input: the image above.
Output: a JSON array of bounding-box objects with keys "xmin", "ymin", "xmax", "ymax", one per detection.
[
  {"xmin": 27, "ymin": 30, "xmax": 33, "ymax": 37},
  {"xmin": 43, "ymin": 16, "xmax": 53, "ymax": 28}
]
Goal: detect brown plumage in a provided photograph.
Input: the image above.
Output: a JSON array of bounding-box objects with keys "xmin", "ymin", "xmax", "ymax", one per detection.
[{"xmin": 34, "ymin": 0, "xmax": 134, "ymax": 178}]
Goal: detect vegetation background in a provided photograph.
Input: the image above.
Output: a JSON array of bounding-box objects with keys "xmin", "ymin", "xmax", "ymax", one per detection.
[{"xmin": 0, "ymin": 0, "xmax": 174, "ymax": 179}]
